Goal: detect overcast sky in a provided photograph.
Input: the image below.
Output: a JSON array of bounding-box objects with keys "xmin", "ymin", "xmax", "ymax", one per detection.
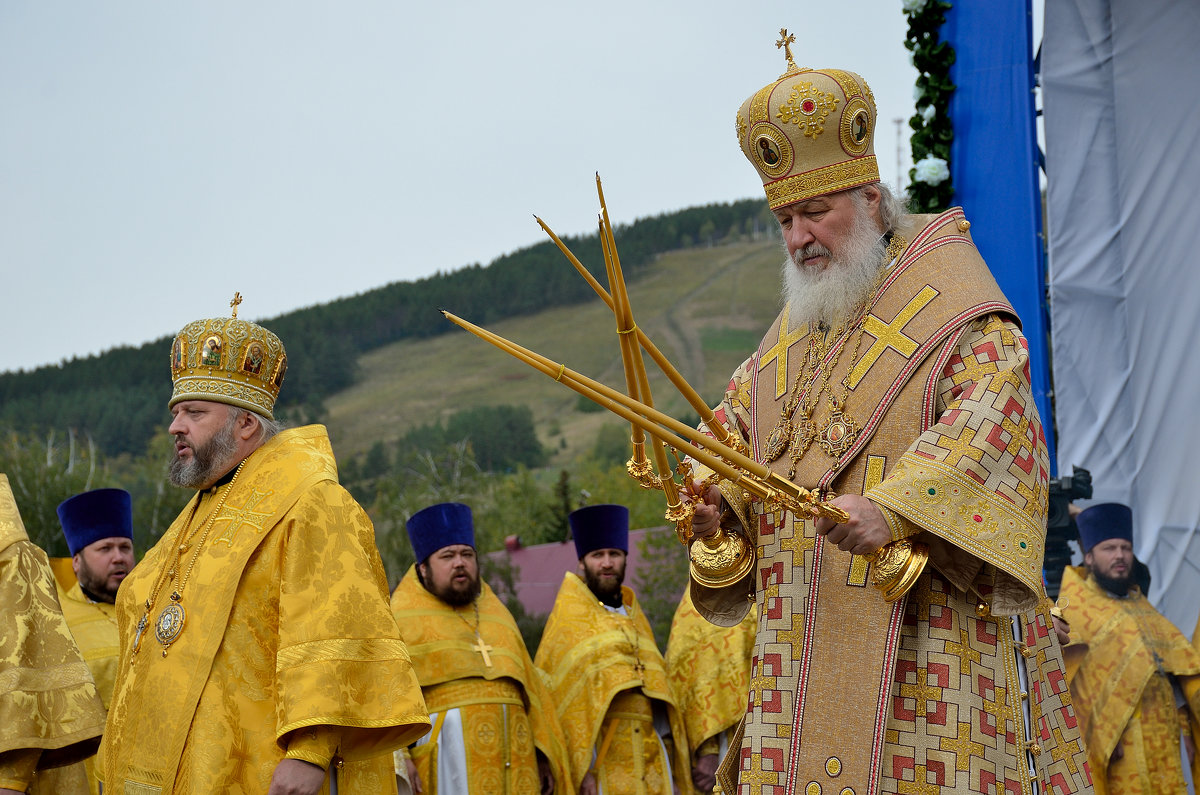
[{"xmin": 0, "ymin": 1, "xmax": 919, "ymax": 373}]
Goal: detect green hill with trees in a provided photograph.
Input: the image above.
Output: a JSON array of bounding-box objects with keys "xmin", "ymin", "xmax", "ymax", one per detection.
[{"xmin": 0, "ymin": 197, "xmax": 785, "ymax": 648}]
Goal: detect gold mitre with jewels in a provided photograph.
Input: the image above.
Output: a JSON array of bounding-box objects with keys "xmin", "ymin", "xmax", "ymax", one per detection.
[
  {"xmin": 168, "ymin": 293, "xmax": 287, "ymax": 420},
  {"xmin": 737, "ymin": 30, "xmax": 879, "ymax": 210}
]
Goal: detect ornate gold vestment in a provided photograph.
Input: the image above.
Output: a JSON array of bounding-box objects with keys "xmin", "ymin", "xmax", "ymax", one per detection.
[
  {"xmin": 665, "ymin": 587, "xmax": 755, "ymax": 784},
  {"xmin": 56, "ymin": 581, "xmax": 119, "ymax": 710},
  {"xmin": 693, "ymin": 211, "xmax": 1092, "ymax": 794},
  {"xmin": 47, "ymin": 579, "xmax": 120, "ymax": 795},
  {"xmin": 535, "ymin": 572, "xmax": 690, "ymax": 793},
  {"xmin": 99, "ymin": 426, "xmax": 430, "ymax": 794},
  {"xmin": 0, "ymin": 474, "xmax": 107, "ymax": 794},
  {"xmin": 1061, "ymin": 565, "xmax": 1200, "ymax": 794},
  {"xmin": 390, "ymin": 566, "xmax": 570, "ymax": 793}
]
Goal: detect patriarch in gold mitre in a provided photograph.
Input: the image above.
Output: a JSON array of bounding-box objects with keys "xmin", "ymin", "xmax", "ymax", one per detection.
[{"xmin": 684, "ymin": 30, "xmax": 1093, "ymax": 795}]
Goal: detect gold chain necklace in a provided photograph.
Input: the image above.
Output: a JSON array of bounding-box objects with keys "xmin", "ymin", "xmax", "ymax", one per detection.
[
  {"xmin": 130, "ymin": 459, "xmax": 246, "ymax": 662},
  {"xmin": 762, "ymin": 323, "xmax": 842, "ymax": 464},
  {"xmin": 607, "ymin": 601, "xmax": 645, "ymax": 676},
  {"xmin": 764, "ymin": 234, "xmax": 907, "ymax": 476},
  {"xmin": 788, "ymin": 324, "xmax": 869, "ymax": 478},
  {"xmin": 454, "ymin": 598, "xmax": 493, "ymax": 667}
]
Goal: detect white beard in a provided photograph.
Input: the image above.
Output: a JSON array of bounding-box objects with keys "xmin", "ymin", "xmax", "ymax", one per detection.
[{"xmin": 780, "ymin": 207, "xmax": 888, "ymax": 329}]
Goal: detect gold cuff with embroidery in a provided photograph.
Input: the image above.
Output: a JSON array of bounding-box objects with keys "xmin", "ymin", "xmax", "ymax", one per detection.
[
  {"xmin": 876, "ymin": 504, "xmax": 919, "ymax": 542},
  {"xmin": 285, "ymin": 726, "xmax": 339, "ymax": 769},
  {"xmin": 0, "ymin": 747, "xmax": 40, "ymax": 791}
]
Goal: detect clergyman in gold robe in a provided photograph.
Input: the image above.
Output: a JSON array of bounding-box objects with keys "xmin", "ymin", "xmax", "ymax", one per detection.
[
  {"xmin": 44, "ymin": 488, "xmax": 136, "ymax": 795},
  {"xmin": 685, "ymin": 45, "xmax": 1092, "ymax": 793},
  {"xmin": 665, "ymin": 587, "xmax": 755, "ymax": 794},
  {"xmin": 390, "ymin": 501, "xmax": 570, "ymax": 793},
  {"xmin": 1061, "ymin": 502, "xmax": 1200, "ymax": 793},
  {"xmin": 0, "ymin": 474, "xmax": 107, "ymax": 795},
  {"xmin": 534, "ymin": 504, "xmax": 690, "ymax": 795},
  {"xmin": 98, "ymin": 300, "xmax": 430, "ymax": 795}
]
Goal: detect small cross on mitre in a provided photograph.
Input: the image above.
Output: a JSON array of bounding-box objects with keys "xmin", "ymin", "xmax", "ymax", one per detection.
[
  {"xmin": 230, "ymin": 291, "xmax": 243, "ymax": 319},
  {"xmin": 776, "ymin": 28, "xmax": 798, "ymax": 73}
]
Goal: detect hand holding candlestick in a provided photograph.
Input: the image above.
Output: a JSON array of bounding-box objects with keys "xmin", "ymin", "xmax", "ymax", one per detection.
[
  {"xmin": 447, "ymin": 176, "xmax": 925, "ymax": 601},
  {"xmin": 440, "ymin": 308, "xmax": 926, "ymax": 598}
]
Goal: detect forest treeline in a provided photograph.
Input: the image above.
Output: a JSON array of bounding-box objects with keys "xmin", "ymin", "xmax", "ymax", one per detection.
[{"xmin": 0, "ymin": 199, "xmax": 770, "ymax": 458}]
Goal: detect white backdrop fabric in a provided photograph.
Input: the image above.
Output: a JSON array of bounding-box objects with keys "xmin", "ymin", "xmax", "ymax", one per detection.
[{"xmin": 1043, "ymin": 0, "xmax": 1200, "ymax": 633}]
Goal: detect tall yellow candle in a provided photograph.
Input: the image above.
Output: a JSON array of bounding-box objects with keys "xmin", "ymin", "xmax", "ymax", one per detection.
[{"xmin": 532, "ymin": 213, "xmax": 734, "ymax": 448}]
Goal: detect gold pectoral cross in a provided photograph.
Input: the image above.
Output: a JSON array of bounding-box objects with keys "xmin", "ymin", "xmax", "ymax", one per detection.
[{"xmin": 473, "ymin": 635, "xmax": 493, "ymax": 667}]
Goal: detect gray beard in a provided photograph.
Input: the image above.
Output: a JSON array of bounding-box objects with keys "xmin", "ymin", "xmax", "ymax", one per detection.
[
  {"xmin": 168, "ymin": 413, "xmax": 240, "ymax": 489},
  {"xmin": 780, "ymin": 215, "xmax": 889, "ymax": 329}
]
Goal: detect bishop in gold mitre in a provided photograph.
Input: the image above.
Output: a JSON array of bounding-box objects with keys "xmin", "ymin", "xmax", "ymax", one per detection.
[
  {"xmin": 0, "ymin": 474, "xmax": 107, "ymax": 795},
  {"xmin": 98, "ymin": 297, "xmax": 430, "ymax": 794},
  {"xmin": 390, "ymin": 502, "xmax": 570, "ymax": 794}
]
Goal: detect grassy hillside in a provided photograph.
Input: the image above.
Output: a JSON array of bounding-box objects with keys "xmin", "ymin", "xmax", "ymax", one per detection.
[{"xmin": 324, "ymin": 237, "xmax": 785, "ymax": 462}]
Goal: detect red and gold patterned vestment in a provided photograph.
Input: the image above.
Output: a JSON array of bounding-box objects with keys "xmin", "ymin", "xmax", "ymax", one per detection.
[
  {"xmin": 390, "ymin": 566, "xmax": 570, "ymax": 793},
  {"xmin": 1060, "ymin": 565, "xmax": 1200, "ymax": 793},
  {"xmin": 99, "ymin": 426, "xmax": 430, "ymax": 793},
  {"xmin": 693, "ymin": 210, "xmax": 1093, "ymax": 795},
  {"xmin": 0, "ymin": 474, "xmax": 107, "ymax": 795},
  {"xmin": 535, "ymin": 572, "xmax": 690, "ymax": 794}
]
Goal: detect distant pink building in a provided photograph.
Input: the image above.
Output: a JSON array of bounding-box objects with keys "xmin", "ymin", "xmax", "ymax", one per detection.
[{"xmin": 484, "ymin": 527, "xmax": 682, "ymax": 617}]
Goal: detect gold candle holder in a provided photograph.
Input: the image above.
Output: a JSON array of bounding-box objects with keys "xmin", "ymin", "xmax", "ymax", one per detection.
[
  {"xmin": 441, "ymin": 308, "xmax": 927, "ymax": 601},
  {"xmin": 868, "ymin": 538, "xmax": 929, "ymax": 603}
]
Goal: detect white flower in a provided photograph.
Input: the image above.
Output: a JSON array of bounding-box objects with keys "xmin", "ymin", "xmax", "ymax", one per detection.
[
  {"xmin": 920, "ymin": 105, "xmax": 936, "ymax": 124},
  {"xmin": 913, "ymin": 155, "xmax": 950, "ymax": 185},
  {"xmin": 902, "ymin": 0, "xmax": 928, "ymax": 13}
]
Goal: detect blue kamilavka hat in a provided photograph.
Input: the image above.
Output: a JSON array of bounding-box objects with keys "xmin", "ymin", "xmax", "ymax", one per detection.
[
  {"xmin": 406, "ymin": 502, "xmax": 475, "ymax": 563},
  {"xmin": 1076, "ymin": 502, "xmax": 1133, "ymax": 553},
  {"xmin": 569, "ymin": 504, "xmax": 629, "ymax": 559},
  {"xmin": 57, "ymin": 488, "xmax": 133, "ymax": 556}
]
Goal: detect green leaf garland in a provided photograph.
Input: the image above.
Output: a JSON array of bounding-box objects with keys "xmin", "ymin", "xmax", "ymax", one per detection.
[{"xmin": 903, "ymin": 0, "xmax": 955, "ymax": 212}]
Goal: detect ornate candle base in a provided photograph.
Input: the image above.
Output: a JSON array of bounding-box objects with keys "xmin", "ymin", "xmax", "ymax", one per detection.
[
  {"xmin": 869, "ymin": 538, "xmax": 929, "ymax": 602},
  {"xmin": 689, "ymin": 530, "xmax": 755, "ymax": 589}
]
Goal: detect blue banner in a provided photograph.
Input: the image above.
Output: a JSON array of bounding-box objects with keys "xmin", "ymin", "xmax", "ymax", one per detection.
[{"xmin": 942, "ymin": 0, "xmax": 1056, "ymax": 470}]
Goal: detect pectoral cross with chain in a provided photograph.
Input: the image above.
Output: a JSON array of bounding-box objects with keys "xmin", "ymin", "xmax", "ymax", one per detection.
[
  {"xmin": 473, "ymin": 635, "xmax": 493, "ymax": 667},
  {"xmin": 132, "ymin": 614, "xmax": 148, "ymax": 655}
]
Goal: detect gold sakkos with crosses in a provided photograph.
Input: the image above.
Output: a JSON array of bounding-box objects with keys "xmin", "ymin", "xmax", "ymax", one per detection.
[{"xmin": 693, "ymin": 208, "xmax": 1092, "ymax": 794}]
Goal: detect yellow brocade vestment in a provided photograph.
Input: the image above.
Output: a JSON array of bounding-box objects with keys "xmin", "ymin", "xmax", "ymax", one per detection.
[
  {"xmin": 692, "ymin": 210, "xmax": 1092, "ymax": 794},
  {"xmin": 535, "ymin": 572, "xmax": 689, "ymax": 794},
  {"xmin": 48, "ymin": 579, "xmax": 120, "ymax": 795},
  {"xmin": 99, "ymin": 426, "xmax": 430, "ymax": 794},
  {"xmin": 56, "ymin": 582, "xmax": 119, "ymax": 710},
  {"xmin": 665, "ymin": 588, "xmax": 755, "ymax": 794},
  {"xmin": 390, "ymin": 566, "xmax": 570, "ymax": 793},
  {"xmin": 1061, "ymin": 565, "xmax": 1200, "ymax": 794},
  {"xmin": 0, "ymin": 474, "xmax": 107, "ymax": 795}
]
